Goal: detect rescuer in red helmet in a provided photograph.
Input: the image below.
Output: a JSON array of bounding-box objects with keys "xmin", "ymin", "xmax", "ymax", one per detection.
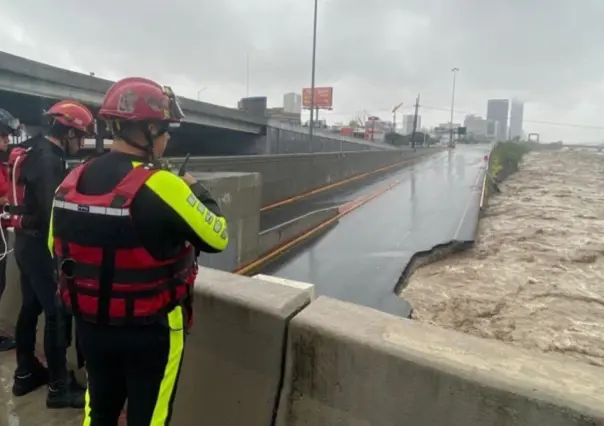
[
  {"xmin": 48, "ymin": 77, "xmax": 228, "ymax": 424},
  {"xmin": 10, "ymin": 100, "xmax": 94, "ymax": 408},
  {"xmin": 0, "ymin": 108, "xmax": 21, "ymax": 352}
]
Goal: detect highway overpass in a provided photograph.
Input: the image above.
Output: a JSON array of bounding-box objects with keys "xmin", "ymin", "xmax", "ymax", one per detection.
[{"xmin": 0, "ymin": 51, "xmax": 393, "ymax": 156}]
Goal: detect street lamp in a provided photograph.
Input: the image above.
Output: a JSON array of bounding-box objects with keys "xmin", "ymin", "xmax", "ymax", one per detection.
[
  {"xmin": 449, "ymin": 67, "xmax": 459, "ymax": 146},
  {"xmin": 308, "ymin": 0, "xmax": 319, "ymax": 141},
  {"xmin": 197, "ymin": 87, "xmax": 207, "ymax": 100}
]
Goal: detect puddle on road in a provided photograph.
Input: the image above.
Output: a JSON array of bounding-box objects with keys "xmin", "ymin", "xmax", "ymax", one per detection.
[{"xmin": 402, "ymin": 150, "xmax": 604, "ymax": 367}]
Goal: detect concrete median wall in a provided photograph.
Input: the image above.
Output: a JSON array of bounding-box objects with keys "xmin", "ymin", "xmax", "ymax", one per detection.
[
  {"xmin": 257, "ymin": 207, "xmax": 339, "ymax": 258},
  {"xmin": 277, "ymin": 297, "xmax": 604, "ymax": 425},
  {"xmin": 0, "ymin": 263, "xmax": 603, "ymax": 424},
  {"xmin": 181, "ymin": 148, "xmax": 441, "ymax": 206},
  {"xmin": 193, "ymin": 171, "xmax": 262, "ymax": 269},
  {"xmin": 171, "ymin": 268, "xmax": 312, "ymax": 426}
]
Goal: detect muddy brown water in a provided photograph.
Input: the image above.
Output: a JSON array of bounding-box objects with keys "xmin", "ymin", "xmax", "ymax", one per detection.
[{"xmin": 402, "ymin": 150, "xmax": 604, "ymax": 367}]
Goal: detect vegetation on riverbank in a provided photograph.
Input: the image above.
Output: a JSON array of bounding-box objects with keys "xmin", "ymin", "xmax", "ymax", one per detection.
[{"xmin": 489, "ymin": 141, "xmax": 533, "ymax": 180}]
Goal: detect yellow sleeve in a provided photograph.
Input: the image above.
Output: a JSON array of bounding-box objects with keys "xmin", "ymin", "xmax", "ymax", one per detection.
[
  {"xmin": 48, "ymin": 201, "xmax": 55, "ymax": 256},
  {"xmin": 144, "ymin": 170, "xmax": 228, "ymax": 251}
]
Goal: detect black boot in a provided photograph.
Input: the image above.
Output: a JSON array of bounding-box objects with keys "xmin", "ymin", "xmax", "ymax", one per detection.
[
  {"xmin": 12, "ymin": 357, "xmax": 49, "ymax": 397},
  {"xmin": 46, "ymin": 371, "xmax": 86, "ymax": 409}
]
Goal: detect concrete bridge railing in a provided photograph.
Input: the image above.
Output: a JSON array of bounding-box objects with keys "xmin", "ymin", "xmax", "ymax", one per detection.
[{"xmin": 0, "ymin": 242, "xmax": 602, "ymax": 425}]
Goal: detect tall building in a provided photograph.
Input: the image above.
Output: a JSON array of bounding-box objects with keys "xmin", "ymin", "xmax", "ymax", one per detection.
[
  {"xmin": 509, "ymin": 99, "xmax": 524, "ymax": 140},
  {"xmin": 464, "ymin": 114, "xmax": 488, "ymax": 137},
  {"xmin": 402, "ymin": 114, "xmax": 420, "ymax": 134},
  {"xmin": 486, "ymin": 99, "xmax": 509, "ymax": 141},
  {"xmin": 485, "ymin": 119, "xmax": 499, "ymax": 141},
  {"xmin": 266, "ymin": 107, "xmax": 301, "ymax": 126},
  {"xmin": 283, "ymin": 92, "xmax": 302, "ymax": 114}
]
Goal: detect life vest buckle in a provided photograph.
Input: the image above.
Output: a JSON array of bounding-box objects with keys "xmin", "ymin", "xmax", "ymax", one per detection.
[{"xmin": 59, "ymin": 258, "xmax": 76, "ymax": 279}]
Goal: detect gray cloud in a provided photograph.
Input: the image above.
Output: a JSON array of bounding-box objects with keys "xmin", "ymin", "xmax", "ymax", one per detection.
[{"xmin": 2, "ymin": 0, "xmax": 604, "ymax": 141}]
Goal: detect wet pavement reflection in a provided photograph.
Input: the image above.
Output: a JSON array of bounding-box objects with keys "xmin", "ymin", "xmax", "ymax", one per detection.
[{"xmin": 260, "ymin": 145, "xmax": 491, "ymax": 317}]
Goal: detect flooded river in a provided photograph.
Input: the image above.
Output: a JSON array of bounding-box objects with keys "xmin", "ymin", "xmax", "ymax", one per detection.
[{"xmin": 402, "ymin": 150, "xmax": 604, "ymax": 367}]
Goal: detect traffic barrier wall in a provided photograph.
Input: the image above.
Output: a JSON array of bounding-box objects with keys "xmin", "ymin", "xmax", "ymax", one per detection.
[
  {"xmin": 193, "ymin": 171, "xmax": 262, "ymax": 269},
  {"xmin": 170, "ymin": 267, "xmax": 312, "ymax": 426},
  {"xmin": 181, "ymin": 148, "xmax": 440, "ymax": 206},
  {"xmin": 276, "ymin": 297, "xmax": 604, "ymax": 426},
  {"xmin": 256, "ymin": 207, "xmax": 339, "ymax": 258},
  {"xmin": 1, "ymin": 261, "xmax": 603, "ymax": 424}
]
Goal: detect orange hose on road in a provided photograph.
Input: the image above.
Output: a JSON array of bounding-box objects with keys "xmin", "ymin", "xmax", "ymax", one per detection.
[
  {"xmin": 260, "ymin": 157, "xmax": 414, "ymax": 212},
  {"xmin": 235, "ymin": 178, "xmax": 405, "ymax": 275}
]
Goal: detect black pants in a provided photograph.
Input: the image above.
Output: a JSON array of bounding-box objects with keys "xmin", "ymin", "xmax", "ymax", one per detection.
[
  {"xmin": 77, "ymin": 306, "xmax": 186, "ymax": 426},
  {"xmin": 14, "ymin": 233, "xmax": 71, "ymax": 383}
]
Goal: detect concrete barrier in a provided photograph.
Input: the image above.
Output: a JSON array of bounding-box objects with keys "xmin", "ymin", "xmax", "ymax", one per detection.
[
  {"xmin": 193, "ymin": 171, "xmax": 262, "ymax": 269},
  {"xmin": 277, "ymin": 296, "xmax": 604, "ymax": 426},
  {"xmin": 256, "ymin": 207, "xmax": 339, "ymax": 258},
  {"xmin": 180, "ymin": 148, "xmax": 441, "ymax": 206},
  {"xmin": 1, "ymin": 262, "xmax": 603, "ymax": 424},
  {"xmin": 171, "ymin": 267, "xmax": 312, "ymax": 426}
]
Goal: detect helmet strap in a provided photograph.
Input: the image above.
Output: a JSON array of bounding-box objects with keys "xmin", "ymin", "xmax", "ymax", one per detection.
[{"xmin": 111, "ymin": 121, "xmax": 156, "ymax": 163}]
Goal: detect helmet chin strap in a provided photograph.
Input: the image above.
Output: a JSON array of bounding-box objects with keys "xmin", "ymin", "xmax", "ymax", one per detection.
[{"xmin": 111, "ymin": 121, "xmax": 157, "ymax": 164}]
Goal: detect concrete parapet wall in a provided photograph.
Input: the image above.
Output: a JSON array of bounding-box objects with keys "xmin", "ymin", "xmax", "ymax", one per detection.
[
  {"xmin": 193, "ymin": 171, "xmax": 262, "ymax": 269},
  {"xmin": 257, "ymin": 207, "xmax": 339, "ymax": 258},
  {"xmin": 182, "ymin": 148, "xmax": 441, "ymax": 206},
  {"xmin": 0, "ymin": 261, "xmax": 603, "ymax": 424},
  {"xmin": 171, "ymin": 267, "xmax": 312, "ymax": 426},
  {"xmin": 277, "ymin": 297, "xmax": 604, "ymax": 426},
  {"xmin": 265, "ymin": 123, "xmax": 394, "ymax": 154}
]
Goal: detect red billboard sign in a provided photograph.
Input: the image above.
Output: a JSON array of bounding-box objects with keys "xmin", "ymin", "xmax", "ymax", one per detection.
[{"xmin": 302, "ymin": 87, "xmax": 333, "ymax": 110}]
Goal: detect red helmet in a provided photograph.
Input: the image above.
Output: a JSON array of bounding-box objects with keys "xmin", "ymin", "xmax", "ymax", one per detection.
[
  {"xmin": 98, "ymin": 77, "xmax": 185, "ymax": 123},
  {"xmin": 43, "ymin": 100, "xmax": 95, "ymax": 135}
]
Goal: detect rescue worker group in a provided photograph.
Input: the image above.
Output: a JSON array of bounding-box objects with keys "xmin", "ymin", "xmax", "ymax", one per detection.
[{"xmin": 0, "ymin": 77, "xmax": 229, "ymax": 425}]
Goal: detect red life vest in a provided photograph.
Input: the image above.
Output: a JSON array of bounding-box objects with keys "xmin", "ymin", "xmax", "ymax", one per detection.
[
  {"xmin": 2, "ymin": 146, "xmax": 33, "ymax": 228},
  {"xmin": 51, "ymin": 161, "xmax": 197, "ymax": 326}
]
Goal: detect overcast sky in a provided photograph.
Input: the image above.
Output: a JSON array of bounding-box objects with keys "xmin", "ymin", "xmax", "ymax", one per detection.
[{"xmin": 2, "ymin": 0, "xmax": 604, "ymax": 142}]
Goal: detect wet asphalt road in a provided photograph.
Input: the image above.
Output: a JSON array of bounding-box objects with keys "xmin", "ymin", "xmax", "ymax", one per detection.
[{"xmin": 259, "ymin": 145, "xmax": 491, "ymax": 317}]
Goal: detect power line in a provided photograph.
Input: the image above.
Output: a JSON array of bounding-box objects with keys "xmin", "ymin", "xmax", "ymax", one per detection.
[
  {"xmin": 419, "ymin": 105, "xmax": 604, "ymax": 130},
  {"xmin": 327, "ymin": 104, "xmax": 604, "ymax": 131}
]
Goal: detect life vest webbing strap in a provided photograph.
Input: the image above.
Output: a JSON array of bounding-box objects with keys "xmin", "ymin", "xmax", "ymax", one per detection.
[
  {"xmin": 67, "ymin": 251, "xmax": 194, "ymax": 284},
  {"xmin": 97, "ymin": 245, "xmax": 116, "ymax": 325},
  {"xmin": 60, "ymin": 240, "xmax": 80, "ymax": 314}
]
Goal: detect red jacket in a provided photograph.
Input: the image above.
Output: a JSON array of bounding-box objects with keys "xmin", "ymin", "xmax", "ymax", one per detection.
[{"xmin": 0, "ymin": 163, "xmax": 8, "ymax": 198}]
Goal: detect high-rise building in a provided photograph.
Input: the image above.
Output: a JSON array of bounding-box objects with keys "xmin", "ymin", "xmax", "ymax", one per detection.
[
  {"xmin": 283, "ymin": 92, "xmax": 302, "ymax": 114},
  {"xmin": 486, "ymin": 99, "xmax": 509, "ymax": 141},
  {"xmin": 402, "ymin": 114, "xmax": 420, "ymax": 134},
  {"xmin": 464, "ymin": 115, "xmax": 488, "ymax": 137},
  {"xmin": 509, "ymin": 99, "xmax": 524, "ymax": 140},
  {"xmin": 485, "ymin": 119, "xmax": 499, "ymax": 141}
]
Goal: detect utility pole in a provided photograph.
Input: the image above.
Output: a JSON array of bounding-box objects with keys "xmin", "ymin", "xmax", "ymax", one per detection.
[
  {"xmin": 308, "ymin": 0, "xmax": 319, "ymax": 142},
  {"xmin": 392, "ymin": 102, "xmax": 403, "ymax": 133},
  {"xmin": 411, "ymin": 94, "xmax": 420, "ymax": 149},
  {"xmin": 245, "ymin": 52, "xmax": 250, "ymax": 98},
  {"xmin": 449, "ymin": 67, "xmax": 459, "ymax": 146}
]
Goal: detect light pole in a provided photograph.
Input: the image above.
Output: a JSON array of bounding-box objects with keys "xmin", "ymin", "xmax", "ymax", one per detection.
[
  {"xmin": 197, "ymin": 87, "xmax": 207, "ymax": 100},
  {"xmin": 449, "ymin": 67, "xmax": 459, "ymax": 146},
  {"xmin": 245, "ymin": 52, "xmax": 250, "ymax": 98},
  {"xmin": 308, "ymin": 0, "xmax": 319, "ymax": 141}
]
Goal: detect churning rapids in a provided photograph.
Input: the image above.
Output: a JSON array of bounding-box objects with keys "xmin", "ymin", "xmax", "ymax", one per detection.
[{"xmin": 402, "ymin": 150, "xmax": 604, "ymax": 367}]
